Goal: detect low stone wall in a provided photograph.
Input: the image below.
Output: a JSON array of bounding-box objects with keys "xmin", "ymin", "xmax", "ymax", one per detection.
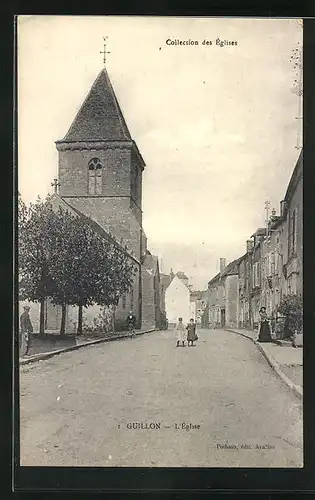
[{"xmin": 27, "ymin": 334, "xmax": 76, "ymax": 356}]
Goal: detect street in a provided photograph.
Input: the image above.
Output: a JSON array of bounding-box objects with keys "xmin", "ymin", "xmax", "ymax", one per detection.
[{"xmin": 20, "ymin": 329, "xmax": 303, "ymax": 467}]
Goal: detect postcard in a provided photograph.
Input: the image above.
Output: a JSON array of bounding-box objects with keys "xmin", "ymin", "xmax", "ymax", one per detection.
[{"xmin": 17, "ymin": 16, "xmax": 303, "ymax": 472}]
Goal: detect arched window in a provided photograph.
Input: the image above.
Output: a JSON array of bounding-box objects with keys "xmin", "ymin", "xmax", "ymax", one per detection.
[{"xmin": 88, "ymin": 158, "xmax": 103, "ymax": 195}]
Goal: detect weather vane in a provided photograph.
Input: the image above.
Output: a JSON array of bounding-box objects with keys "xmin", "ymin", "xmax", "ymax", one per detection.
[{"xmin": 100, "ymin": 36, "xmax": 111, "ymax": 66}]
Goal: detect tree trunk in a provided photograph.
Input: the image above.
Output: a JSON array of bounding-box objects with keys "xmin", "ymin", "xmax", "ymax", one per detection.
[
  {"xmin": 39, "ymin": 297, "xmax": 45, "ymax": 335},
  {"xmin": 77, "ymin": 302, "xmax": 83, "ymax": 335},
  {"xmin": 60, "ymin": 303, "xmax": 67, "ymax": 336},
  {"xmin": 113, "ymin": 305, "xmax": 116, "ymax": 333}
]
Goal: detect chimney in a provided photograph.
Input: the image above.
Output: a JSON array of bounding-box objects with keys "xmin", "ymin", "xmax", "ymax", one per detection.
[
  {"xmin": 170, "ymin": 268, "xmax": 174, "ymax": 279},
  {"xmin": 219, "ymin": 258, "xmax": 226, "ymax": 274},
  {"xmin": 246, "ymin": 239, "xmax": 254, "ymax": 253}
]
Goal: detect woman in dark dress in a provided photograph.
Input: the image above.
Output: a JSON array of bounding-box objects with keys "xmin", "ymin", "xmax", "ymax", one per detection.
[
  {"xmin": 257, "ymin": 307, "xmax": 273, "ymax": 342},
  {"xmin": 186, "ymin": 318, "xmax": 198, "ymax": 347}
]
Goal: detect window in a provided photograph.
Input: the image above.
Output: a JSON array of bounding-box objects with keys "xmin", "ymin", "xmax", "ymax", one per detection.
[
  {"xmin": 252, "ymin": 262, "xmax": 261, "ymax": 288},
  {"xmin": 288, "ymin": 208, "xmax": 297, "ymax": 256},
  {"xmin": 88, "ymin": 158, "xmax": 103, "ymax": 195}
]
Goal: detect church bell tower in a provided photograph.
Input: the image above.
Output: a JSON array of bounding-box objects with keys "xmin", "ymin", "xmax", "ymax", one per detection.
[{"xmin": 55, "ymin": 68, "xmax": 146, "ymax": 261}]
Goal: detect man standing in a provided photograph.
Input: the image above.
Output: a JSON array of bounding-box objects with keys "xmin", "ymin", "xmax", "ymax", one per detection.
[
  {"xmin": 20, "ymin": 305, "xmax": 33, "ymax": 355},
  {"xmin": 126, "ymin": 310, "xmax": 136, "ymax": 337}
]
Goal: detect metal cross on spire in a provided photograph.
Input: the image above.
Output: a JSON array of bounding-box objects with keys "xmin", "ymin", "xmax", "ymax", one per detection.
[
  {"xmin": 100, "ymin": 36, "xmax": 111, "ymax": 66},
  {"xmin": 51, "ymin": 178, "xmax": 60, "ymax": 194}
]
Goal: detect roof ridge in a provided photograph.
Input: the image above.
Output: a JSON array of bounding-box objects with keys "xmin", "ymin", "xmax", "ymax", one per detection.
[{"xmin": 102, "ymin": 68, "xmax": 132, "ymax": 141}]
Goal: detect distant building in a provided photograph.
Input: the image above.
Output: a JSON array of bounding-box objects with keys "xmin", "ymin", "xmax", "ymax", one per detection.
[
  {"xmin": 160, "ymin": 273, "xmax": 172, "ymax": 320},
  {"xmin": 208, "ymin": 258, "xmax": 239, "ymax": 328},
  {"xmin": 165, "ymin": 272, "xmax": 191, "ymax": 326},
  {"xmin": 190, "ymin": 290, "xmax": 207, "ymax": 325},
  {"xmin": 206, "ymin": 151, "xmax": 303, "ymax": 333}
]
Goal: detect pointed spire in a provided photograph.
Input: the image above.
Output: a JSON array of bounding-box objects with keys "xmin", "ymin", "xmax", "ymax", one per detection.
[{"xmin": 60, "ymin": 68, "xmax": 132, "ymax": 143}]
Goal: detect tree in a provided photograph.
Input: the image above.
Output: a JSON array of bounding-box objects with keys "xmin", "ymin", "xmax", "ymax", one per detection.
[
  {"xmin": 48, "ymin": 207, "xmax": 136, "ymax": 335},
  {"xmin": 19, "ymin": 195, "xmax": 136, "ymax": 335},
  {"xmin": 18, "ymin": 195, "xmax": 59, "ymax": 334},
  {"xmin": 277, "ymin": 292, "xmax": 303, "ymax": 338}
]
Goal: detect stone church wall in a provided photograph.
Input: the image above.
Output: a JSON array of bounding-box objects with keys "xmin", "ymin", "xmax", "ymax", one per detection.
[
  {"xmin": 114, "ymin": 264, "xmax": 141, "ymax": 330},
  {"xmin": 141, "ymin": 269, "xmax": 156, "ymax": 330},
  {"xmin": 64, "ymin": 197, "xmax": 141, "ymax": 261}
]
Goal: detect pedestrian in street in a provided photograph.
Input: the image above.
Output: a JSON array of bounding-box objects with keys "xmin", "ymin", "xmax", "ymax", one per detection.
[
  {"xmin": 257, "ymin": 306, "xmax": 273, "ymax": 342},
  {"xmin": 20, "ymin": 305, "xmax": 33, "ymax": 355},
  {"xmin": 186, "ymin": 318, "xmax": 198, "ymax": 347},
  {"xmin": 176, "ymin": 317, "xmax": 186, "ymax": 347},
  {"xmin": 126, "ymin": 310, "xmax": 136, "ymax": 338}
]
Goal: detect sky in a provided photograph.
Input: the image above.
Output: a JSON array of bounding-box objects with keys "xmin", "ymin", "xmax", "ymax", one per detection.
[{"xmin": 18, "ymin": 16, "xmax": 302, "ymax": 289}]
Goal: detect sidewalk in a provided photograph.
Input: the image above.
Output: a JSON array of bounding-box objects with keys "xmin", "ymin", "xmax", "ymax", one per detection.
[
  {"xmin": 19, "ymin": 328, "xmax": 155, "ymax": 366},
  {"xmin": 225, "ymin": 328, "xmax": 303, "ymax": 399}
]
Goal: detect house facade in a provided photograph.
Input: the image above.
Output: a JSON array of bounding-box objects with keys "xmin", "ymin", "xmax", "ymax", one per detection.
[
  {"xmin": 208, "ymin": 258, "xmax": 239, "ymax": 329},
  {"xmin": 205, "ymin": 151, "xmax": 303, "ymax": 332},
  {"xmin": 280, "ymin": 150, "xmax": 303, "ymax": 297},
  {"xmin": 165, "ymin": 273, "xmax": 191, "ymax": 326}
]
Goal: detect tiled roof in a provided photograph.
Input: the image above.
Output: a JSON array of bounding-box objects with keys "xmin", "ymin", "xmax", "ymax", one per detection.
[
  {"xmin": 208, "ymin": 272, "xmax": 220, "ymax": 286},
  {"xmin": 59, "ymin": 68, "xmax": 132, "ymax": 142},
  {"xmin": 208, "ymin": 257, "xmax": 241, "ymax": 286},
  {"xmin": 220, "ymin": 258, "xmax": 240, "ymax": 277},
  {"xmin": 251, "ymin": 228, "xmax": 267, "ymax": 238},
  {"xmin": 284, "ymin": 149, "xmax": 303, "ymax": 204}
]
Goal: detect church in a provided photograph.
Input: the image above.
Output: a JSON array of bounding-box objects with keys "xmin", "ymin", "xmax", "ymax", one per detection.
[{"xmin": 24, "ymin": 67, "xmax": 164, "ymax": 333}]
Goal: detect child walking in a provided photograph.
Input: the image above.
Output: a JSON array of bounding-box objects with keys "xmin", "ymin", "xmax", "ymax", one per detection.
[{"xmin": 175, "ymin": 317, "xmax": 186, "ymax": 347}]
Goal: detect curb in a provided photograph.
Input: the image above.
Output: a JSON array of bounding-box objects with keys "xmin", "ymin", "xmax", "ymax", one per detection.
[
  {"xmin": 20, "ymin": 329, "xmax": 155, "ymax": 366},
  {"xmin": 225, "ymin": 329, "xmax": 303, "ymax": 400}
]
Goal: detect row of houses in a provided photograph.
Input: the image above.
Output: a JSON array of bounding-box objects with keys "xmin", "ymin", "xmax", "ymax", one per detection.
[{"xmin": 205, "ymin": 151, "xmax": 303, "ymax": 330}]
